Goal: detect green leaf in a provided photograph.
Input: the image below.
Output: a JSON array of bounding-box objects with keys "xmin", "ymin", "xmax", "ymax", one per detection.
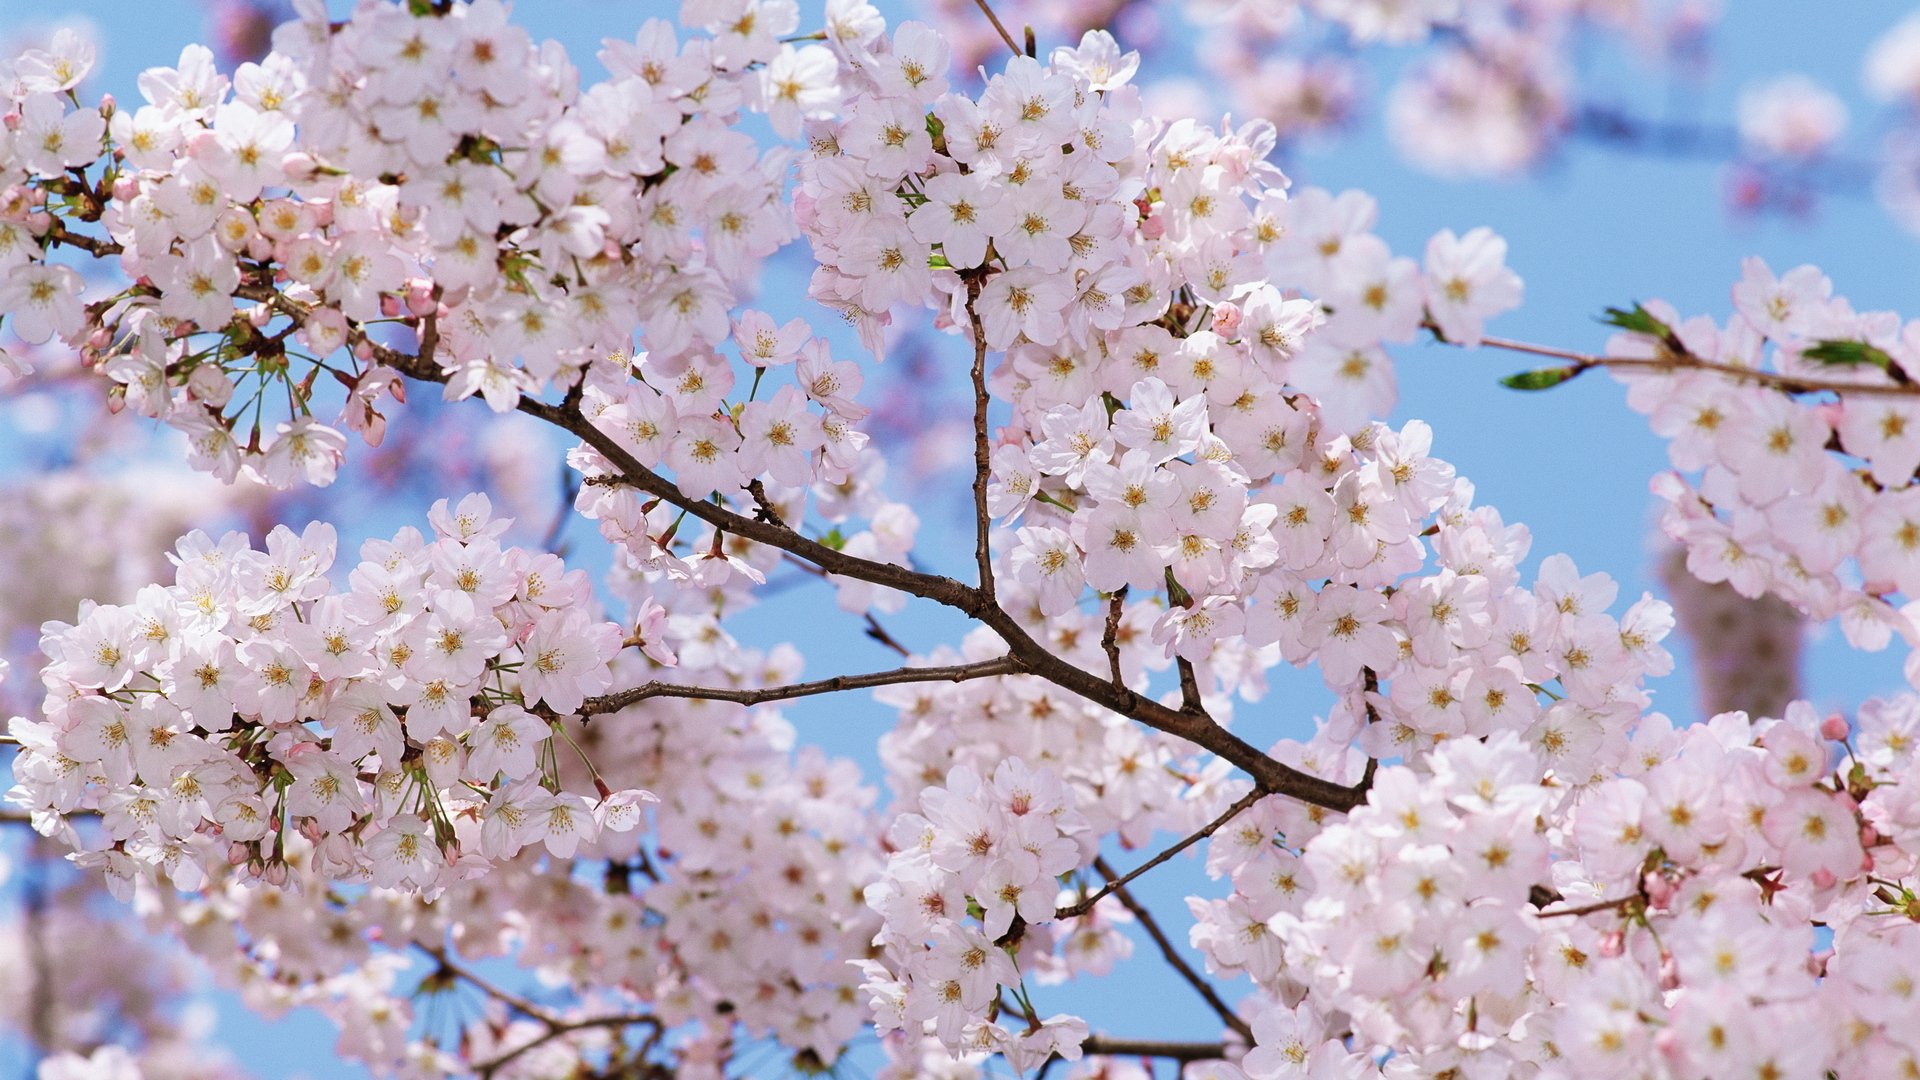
[
  {"xmin": 818, "ymin": 527, "xmax": 846, "ymax": 551},
  {"xmin": 1500, "ymin": 366, "xmax": 1581, "ymax": 391},
  {"xmin": 1598, "ymin": 303, "xmax": 1674, "ymax": 341},
  {"xmin": 1803, "ymin": 339, "xmax": 1895, "ymax": 372}
]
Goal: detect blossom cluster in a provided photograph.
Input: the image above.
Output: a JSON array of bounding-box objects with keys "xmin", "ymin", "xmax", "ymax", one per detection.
[
  {"xmin": 1605, "ymin": 260, "xmax": 1920, "ymax": 687},
  {"xmin": 860, "ymin": 759, "xmax": 1095, "ymax": 1070},
  {"xmin": 7, "ymin": 494, "xmax": 653, "ymax": 897},
  {"xmin": 0, "ymin": 0, "xmax": 811, "ymax": 490}
]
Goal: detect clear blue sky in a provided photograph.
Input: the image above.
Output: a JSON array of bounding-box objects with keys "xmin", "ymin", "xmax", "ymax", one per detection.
[{"xmin": 0, "ymin": 0, "xmax": 1915, "ymax": 1075}]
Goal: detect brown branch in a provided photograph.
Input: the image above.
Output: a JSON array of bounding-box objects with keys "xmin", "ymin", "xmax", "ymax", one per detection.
[
  {"xmin": 577, "ymin": 656, "xmax": 1020, "ymax": 717},
  {"xmin": 1101, "ymin": 588, "xmax": 1127, "ymax": 689},
  {"xmin": 1175, "ymin": 657, "xmax": 1205, "ymax": 715},
  {"xmin": 969, "ymin": 0, "xmax": 1022, "ymax": 58},
  {"xmin": 1056, "ymin": 786, "xmax": 1265, "ymax": 920},
  {"xmin": 1081, "ymin": 1036, "xmax": 1228, "ymax": 1062},
  {"xmin": 1094, "ymin": 856, "xmax": 1254, "ymax": 1044},
  {"xmin": 234, "ymin": 290, "xmax": 1371, "ymax": 815},
  {"xmin": 420, "ymin": 944, "xmax": 660, "ymax": 1078},
  {"xmin": 864, "ymin": 612, "xmax": 913, "ymax": 658},
  {"xmin": 963, "ymin": 276, "xmax": 997, "ymax": 607},
  {"xmin": 1452, "ymin": 324, "xmax": 1920, "ymax": 399},
  {"xmin": 472, "ymin": 1012, "xmax": 661, "ymax": 1079},
  {"xmin": 1536, "ymin": 894, "xmax": 1640, "ymax": 919}
]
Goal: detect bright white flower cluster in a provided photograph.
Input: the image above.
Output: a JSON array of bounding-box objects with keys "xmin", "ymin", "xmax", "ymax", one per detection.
[
  {"xmin": 861, "ymin": 759, "xmax": 1095, "ymax": 1070},
  {"xmin": 7, "ymin": 494, "xmax": 651, "ymax": 897},
  {"xmin": 1240, "ymin": 700, "xmax": 1920, "ymax": 1079},
  {"xmin": 1609, "ymin": 260, "xmax": 1920, "ymax": 686},
  {"xmin": 0, "ymin": 0, "xmax": 804, "ymax": 489}
]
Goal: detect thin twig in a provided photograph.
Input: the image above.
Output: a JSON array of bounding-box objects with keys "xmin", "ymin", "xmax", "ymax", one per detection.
[
  {"xmin": 969, "ymin": 0, "xmax": 1022, "ymax": 58},
  {"xmin": 1056, "ymin": 787, "xmax": 1266, "ymax": 920},
  {"xmin": 963, "ymin": 276, "xmax": 998, "ymax": 607},
  {"xmin": 578, "ymin": 656, "xmax": 1020, "ymax": 717},
  {"xmin": 1536, "ymin": 894, "xmax": 1639, "ymax": 919},
  {"xmin": 1080, "ymin": 1036, "xmax": 1228, "ymax": 1062},
  {"xmin": 1453, "ymin": 324, "xmax": 1920, "ymax": 399},
  {"xmin": 1101, "ymin": 588, "xmax": 1127, "ymax": 689},
  {"xmin": 1175, "ymin": 657, "xmax": 1205, "ymax": 715},
  {"xmin": 1094, "ymin": 856, "xmax": 1254, "ymax": 1044},
  {"xmin": 864, "ymin": 612, "xmax": 913, "ymax": 659}
]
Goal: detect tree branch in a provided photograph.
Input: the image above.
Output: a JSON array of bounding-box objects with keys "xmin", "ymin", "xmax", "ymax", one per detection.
[
  {"xmin": 577, "ymin": 656, "xmax": 1021, "ymax": 717},
  {"xmin": 1094, "ymin": 856, "xmax": 1254, "ymax": 1044},
  {"xmin": 234, "ymin": 292, "xmax": 1372, "ymax": 815},
  {"xmin": 1056, "ymin": 787, "xmax": 1266, "ymax": 920},
  {"xmin": 969, "ymin": 0, "xmax": 1022, "ymax": 58},
  {"xmin": 963, "ymin": 276, "xmax": 997, "ymax": 607},
  {"xmin": 1101, "ymin": 588, "xmax": 1126, "ymax": 689},
  {"xmin": 1450, "ymin": 323, "xmax": 1920, "ymax": 399},
  {"xmin": 1080, "ymin": 1036, "xmax": 1228, "ymax": 1062}
]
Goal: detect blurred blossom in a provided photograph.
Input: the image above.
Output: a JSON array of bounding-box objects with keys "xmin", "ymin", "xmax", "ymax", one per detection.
[
  {"xmin": 1659, "ymin": 543, "xmax": 1805, "ymax": 719},
  {"xmin": 1875, "ymin": 130, "xmax": 1920, "ymax": 235},
  {"xmin": 1737, "ymin": 74, "xmax": 1847, "ymax": 160},
  {"xmin": 1388, "ymin": 45, "xmax": 1566, "ymax": 176},
  {"xmin": 204, "ymin": 0, "xmax": 286, "ymax": 65},
  {"xmin": 1866, "ymin": 10, "xmax": 1920, "ymax": 106}
]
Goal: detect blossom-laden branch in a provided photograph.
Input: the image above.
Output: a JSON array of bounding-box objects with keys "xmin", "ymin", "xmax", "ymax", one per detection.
[{"xmin": 229, "ymin": 288, "xmax": 1374, "ymax": 816}]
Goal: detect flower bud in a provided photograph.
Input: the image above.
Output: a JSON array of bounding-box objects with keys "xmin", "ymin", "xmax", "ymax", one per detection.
[
  {"xmin": 1819, "ymin": 712, "xmax": 1849, "ymax": 741},
  {"xmin": 1211, "ymin": 301, "xmax": 1243, "ymax": 337}
]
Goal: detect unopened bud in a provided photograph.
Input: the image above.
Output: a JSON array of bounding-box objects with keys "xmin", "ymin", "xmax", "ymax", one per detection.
[
  {"xmin": 1819, "ymin": 713, "xmax": 1849, "ymax": 741},
  {"xmin": 1211, "ymin": 300, "xmax": 1243, "ymax": 337},
  {"xmin": 405, "ymin": 278, "xmax": 436, "ymax": 317}
]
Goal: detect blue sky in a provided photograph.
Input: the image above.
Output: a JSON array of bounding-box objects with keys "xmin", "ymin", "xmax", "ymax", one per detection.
[{"xmin": 1, "ymin": 0, "xmax": 1917, "ymax": 1075}]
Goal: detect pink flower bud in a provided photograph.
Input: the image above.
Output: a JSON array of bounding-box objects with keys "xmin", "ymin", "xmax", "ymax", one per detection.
[
  {"xmin": 263, "ymin": 861, "xmax": 289, "ymax": 887},
  {"xmin": 1819, "ymin": 712, "xmax": 1849, "ymax": 741},
  {"xmin": 1808, "ymin": 948, "xmax": 1832, "ymax": 977},
  {"xmin": 379, "ymin": 294, "xmax": 402, "ymax": 318},
  {"xmin": 1598, "ymin": 930, "xmax": 1624, "ymax": 958},
  {"xmin": 405, "ymin": 279, "xmax": 436, "ymax": 317},
  {"xmin": 228, "ymin": 842, "xmax": 250, "ymax": 866},
  {"xmin": 1139, "ymin": 212, "xmax": 1166, "ymax": 240},
  {"xmin": 1211, "ymin": 301, "xmax": 1243, "ymax": 337},
  {"xmin": 1861, "ymin": 824, "xmax": 1881, "ymax": 847},
  {"xmin": 1809, "ymin": 866, "xmax": 1836, "ymax": 889},
  {"xmin": 281, "ymin": 152, "xmax": 319, "ymax": 182},
  {"xmin": 1642, "ymin": 871, "xmax": 1676, "ymax": 908},
  {"xmin": 247, "ymin": 303, "xmax": 273, "ymax": 329},
  {"xmin": 112, "ymin": 175, "xmax": 139, "ymax": 201}
]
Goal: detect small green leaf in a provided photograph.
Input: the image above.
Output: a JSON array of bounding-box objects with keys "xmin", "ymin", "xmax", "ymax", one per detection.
[
  {"xmin": 1803, "ymin": 339, "xmax": 1895, "ymax": 372},
  {"xmin": 1598, "ymin": 303, "xmax": 1673, "ymax": 341},
  {"xmin": 1500, "ymin": 365, "xmax": 1581, "ymax": 391},
  {"xmin": 819, "ymin": 527, "xmax": 846, "ymax": 551}
]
